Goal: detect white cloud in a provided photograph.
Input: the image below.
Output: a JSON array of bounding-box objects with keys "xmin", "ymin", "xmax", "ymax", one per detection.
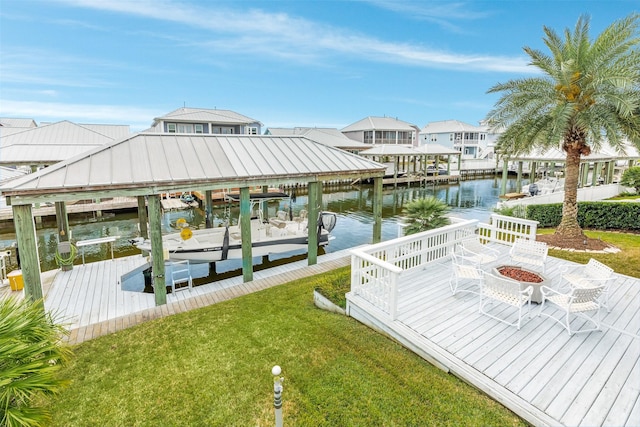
[
  {"xmin": 53, "ymin": 0, "xmax": 531, "ymax": 73},
  {"xmin": 0, "ymin": 100, "xmax": 156, "ymax": 131}
]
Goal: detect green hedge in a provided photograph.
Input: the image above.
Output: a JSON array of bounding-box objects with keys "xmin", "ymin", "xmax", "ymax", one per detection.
[{"xmin": 526, "ymin": 202, "xmax": 640, "ymax": 230}]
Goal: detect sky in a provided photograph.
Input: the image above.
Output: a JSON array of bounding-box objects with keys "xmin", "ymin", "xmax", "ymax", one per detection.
[{"xmin": 0, "ymin": 0, "xmax": 638, "ymax": 132}]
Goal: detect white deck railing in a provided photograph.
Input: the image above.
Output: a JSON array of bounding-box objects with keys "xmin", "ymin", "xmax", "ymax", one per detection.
[{"xmin": 349, "ymin": 214, "xmax": 539, "ymax": 320}]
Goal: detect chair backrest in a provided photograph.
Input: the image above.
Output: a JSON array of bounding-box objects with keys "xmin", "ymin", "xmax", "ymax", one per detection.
[
  {"xmin": 512, "ymin": 238, "xmax": 548, "ymax": 256},
  {"xmin": 484, "ymin": 273, "xmax": 527, "ymax": 306},
  {"xmin": 461, "ymin": 236, "xmax": 484, "ymax": 254},
  {"xmin": 584, "ymin": 258, "xmax": 614, "ymax": 280}
]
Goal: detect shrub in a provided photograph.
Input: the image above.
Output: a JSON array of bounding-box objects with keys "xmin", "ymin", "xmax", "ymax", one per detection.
[
  {"xmin": 526, "ymin": 202, "xmax": 640, "ymax": 230},
  {"xmin": 0, "ymin": 298, "xmax": 72, "ymax": 427},
  {"xmin": 620, "ymin": 166, "xmax": 640, "ymax": 194}
]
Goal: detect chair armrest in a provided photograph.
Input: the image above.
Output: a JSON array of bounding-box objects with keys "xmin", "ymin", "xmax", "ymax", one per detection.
[{"xmin": 540, "ymin": 285, "xmax": 561, "ymax": 298}]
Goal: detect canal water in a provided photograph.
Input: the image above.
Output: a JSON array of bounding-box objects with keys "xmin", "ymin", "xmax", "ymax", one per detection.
[{"xmin": 0, "ymin": 177, "xmax": 520, "ymax": 277}]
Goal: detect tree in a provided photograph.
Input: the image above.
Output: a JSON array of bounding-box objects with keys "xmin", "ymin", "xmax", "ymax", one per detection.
[
  {"xmin": 402, "ymin": 196, "xmax": 450, "ymax": 235},
  {"xmin": 485, "ymin": 14, "xmax": 640, "ymax": 241},
  {"xmin": 620, "ymin": 166, "xmax": 640, "ymax": 194},
  {"xmin": 0, "ymin": 298, "xmax": 72, "ymax": 427}
]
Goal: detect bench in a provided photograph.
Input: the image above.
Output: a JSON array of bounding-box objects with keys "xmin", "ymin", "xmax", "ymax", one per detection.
[{"xmin": 509, "ymin": 238, "xmax": 548, "ymax": 272}]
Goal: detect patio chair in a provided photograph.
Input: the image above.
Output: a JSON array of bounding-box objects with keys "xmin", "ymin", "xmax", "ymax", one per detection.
[
  {"xmin": 479, "ymin": 272, "xmax": 533, "ymax": 330},
  {"xmin": 169, "ymin": 260, "xmax": 192, "ymax": 293},
  {"xmin": 509, "ymin": 238, "xmax": 548, "ymax": 273},
  {"xmin": 457, "ymin": 235, "xmax": 499, "ymax": 268},
  {"xmin": 538, "ymin": 285, "xmax": 605, "ymax": 335},
  {"xmin": 449, "ymin": 251, "xmax": 484, "ymax": 296},
  {"xmin": 560, "ymin": 258, "xmax": 614, "ymax": 312}
]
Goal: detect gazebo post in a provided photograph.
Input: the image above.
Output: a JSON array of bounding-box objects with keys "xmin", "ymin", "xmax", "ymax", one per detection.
[
  {"xmin": 516, "ymin": 161, "xmax": 523, "ymax": 193},
  {"xmin": 137, "ymin": 196, "xmax": 148, "ymax": 240},
  {"xmin": 373, "ymin": 176, "xmax": 383, "ymax": 243},
  {"xmin": 500, "ymin": 157, "xmax": 509, "ymax": 196},
  {"xmin": 205, "ymin": 190, "xmax": 213, "ymax": 228},
  {"xmin": 148, "ymin": 195, "xmax": 166, "ymax": 306},
  {"xmin": 239, "ymin": 187, "xmax": 253, "ymax": 282},
  {"xmin": 12, "ymin": 204, "xmax": 43, "ymax": 301},
  {"xmin": 307, "ymin": 181, "xmax": 319, "ymax": 265},
  {"xmin": 54, "ymin": 201, "xmax": 72, "ymax": 271}
]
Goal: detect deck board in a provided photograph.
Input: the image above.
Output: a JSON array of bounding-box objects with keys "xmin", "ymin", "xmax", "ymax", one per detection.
[{"xmin": 348, "ymin": 243, "xmax": 640, "ymax": 427}]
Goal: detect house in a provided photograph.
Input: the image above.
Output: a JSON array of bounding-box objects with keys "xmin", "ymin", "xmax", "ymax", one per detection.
[
  {"xmin": 265, "ymin": 127, "xmax": 370, "ymax": 154},
  {"xmin": 419, "ymin": 119, "xmax": 493, "ymax": 159},
  {"xmin": 341, "ymin": 116, "xmax": 420, "ymax": 146},
  {"xmin": 0, "ymin": 117, "xmax": 38, "ymax": 138},
  {"xmin": 149, "ymin": 107, "xmax": 263, "ymax": 135}
]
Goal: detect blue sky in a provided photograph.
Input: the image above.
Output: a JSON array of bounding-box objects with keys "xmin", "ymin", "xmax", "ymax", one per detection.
[{"xmin": 0, "ymin": 0, "xmax": 637, "ymax": 132}]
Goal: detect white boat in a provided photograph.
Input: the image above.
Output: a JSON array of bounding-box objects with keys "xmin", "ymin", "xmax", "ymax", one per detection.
[
  {"xmin": 522, "ymin": 176, "xmax": 565, "ymax": 197},
  {"xmin": 131, "ymin": 192, "xmax": 337, "ymax": 262}
]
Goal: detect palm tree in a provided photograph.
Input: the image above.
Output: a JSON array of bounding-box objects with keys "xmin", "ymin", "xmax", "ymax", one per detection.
[
  {"xmin": 402, "ymin": 196, "xmax": 450, "ymax": 235},
  {"xmin": 486, "ymin": 13, "xmax": 640, "ymax": 241},
  {"xmin": 0, "ymin": 297, "xmax": 72, "ymax": 427}
]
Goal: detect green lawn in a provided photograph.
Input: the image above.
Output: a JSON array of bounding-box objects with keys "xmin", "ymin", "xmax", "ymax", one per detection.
[
  {"xmin": 46, "ymin": 267, "xmax": 526, "ymax": 426},
  {"xmin": 45, "ymin": 230, "xmax": 640, "ymax": 426}
]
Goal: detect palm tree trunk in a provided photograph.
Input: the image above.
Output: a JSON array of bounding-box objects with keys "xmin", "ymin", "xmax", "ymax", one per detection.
[{"xmin": 556, "ymin": 146, "xmax": 586, "ymax": 239}]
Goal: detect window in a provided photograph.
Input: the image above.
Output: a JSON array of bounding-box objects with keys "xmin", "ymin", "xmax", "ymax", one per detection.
[
  {"xmin": 246, "ymin": 126, "xmax": 258, "ymax": 135},
  {"xmin": 364, "ymin": 131, "xmax": 373, "ymax": 144},
  {"xmin": 177, "ymin": 123, "xmax": 194, "ymax": 133},
  {"xmin": 212, "ymin": 127, "xmax": 234, "ymax": 134},
  {"xmin": 195, "ymin": 124, "xmax": 204, "ymax": 134},
  {"xmin": 167, "ymin": 123, "xmax": 177, "ymax": 133}
]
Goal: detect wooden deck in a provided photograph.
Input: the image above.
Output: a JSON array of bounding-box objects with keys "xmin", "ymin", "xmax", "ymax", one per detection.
[
  {"xmin": 347, "ymin": 244, "xmax": 640, "ymax": 427},
  {"xmin": 1, "ymin": 250, "xmax": 351, "ymax": 345}
]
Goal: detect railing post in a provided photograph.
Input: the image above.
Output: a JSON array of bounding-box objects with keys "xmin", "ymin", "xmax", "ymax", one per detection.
[{"xmin": 389, "ymin": 271, "xmax": 398, "ymax": 320}]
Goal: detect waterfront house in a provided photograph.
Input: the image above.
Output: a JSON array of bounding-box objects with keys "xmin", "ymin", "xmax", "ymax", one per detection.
[
  {"xmin": 149, "ymin": 107, "xmax": 263, "ymax": 135},
  {"xmin": 342, "ymin": 116, "xmax": 420, "ymax": 146},
  {"xmin": 420, "ymin": 119, "xmax": 493, "ymax": 159}
]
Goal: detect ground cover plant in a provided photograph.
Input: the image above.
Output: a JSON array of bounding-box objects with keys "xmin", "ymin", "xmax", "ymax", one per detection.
[{"xmin": 46, "ymin": 268, "xmax": 526, "ymax": 426}]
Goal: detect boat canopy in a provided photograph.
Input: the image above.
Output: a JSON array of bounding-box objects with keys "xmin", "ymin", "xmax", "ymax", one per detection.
[{"xmin": 224, "ymin": 192, "xmax": 291, "ymax": 202}]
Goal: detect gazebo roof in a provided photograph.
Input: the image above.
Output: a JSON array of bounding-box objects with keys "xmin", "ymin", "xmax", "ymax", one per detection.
[
  {"xmin": 359, "ymin": 144, "xmax": 421, "ymax": 156},
  {"xmin": 1, "ymin": 133, "xmax": 385, "ymax": 204}
]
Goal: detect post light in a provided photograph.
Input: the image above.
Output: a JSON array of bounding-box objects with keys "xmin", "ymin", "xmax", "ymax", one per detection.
[{"xmin": 272, "ymin": 365, "xmax": 283, "ymax": 427}]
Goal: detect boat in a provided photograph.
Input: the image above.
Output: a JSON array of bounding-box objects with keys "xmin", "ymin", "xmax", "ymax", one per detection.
[
  {"xmin": 131, "ymin": 192, "xmax": 337, "ymax": 262},
  {"xmin": 522, "ymin": 176, "xmax": 565, "ymax": 197}
]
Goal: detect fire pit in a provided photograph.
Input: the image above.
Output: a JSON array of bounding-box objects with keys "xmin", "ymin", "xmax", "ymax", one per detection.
[{"xmin": 493, "ymin": 265, "xmax": 549, "ymax": 303}]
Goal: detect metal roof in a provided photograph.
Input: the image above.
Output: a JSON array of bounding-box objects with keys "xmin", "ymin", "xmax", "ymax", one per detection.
[
  {"xmin": 0, "ymin": 121, "xmax": 115, "ymax": 166},
  {"xmin": 359, "ymin": 144, "xmax": 422, "ymax": 156},
  {"xmin": 153, "ymin": 107, "xmax": 261, "ymax": 126},
  {"xmin": 508, "ymin": 147, "xmax": 616, "ymax": 162},
  {"xmin": 420, "ymin": 120, "xmax": 483, "ymax": 134},
  {"xmin": 0, "ymin": 117, "xmax": 38, "ymax": 128},
  {"xmin": 341, "ymin": 116, "xmax": 418, "ymax": 132},
  {"xmin": 266, "ymin": 127, "xmax": 370, "ymax": 150},
  {"xmin": 1, "ymin": 133, "xmax": 385, "ymax": 203},
  {"xmin": 415, "ymin": 144, "xmax": 461, "ymax": 155}
]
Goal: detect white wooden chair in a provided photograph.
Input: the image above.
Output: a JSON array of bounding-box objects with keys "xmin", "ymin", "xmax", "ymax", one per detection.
[
  {"xmin": 169, "ymin": 260, "xmax": 192, "ymax": 293},
  {"xmin": 509, "ymin": 238, "xmax": 548, "ymax": 272},
  {"xmin": 449, "ymin": 251, "xmax": 484, "ymax": 296},
  {"xmin": 539, "ymin": 285, "xmax": 605, "ymax": 335},
  {"xmin": 457, "ymin": 236, "xmax": 499, "ymax": 268},
  {"xmin": 479, "ymin": 272, "xmax": 533, "ymax": 330},
  {"xmin": 560, "ymin": 258, "xmax": 614, "ymax": 312}
]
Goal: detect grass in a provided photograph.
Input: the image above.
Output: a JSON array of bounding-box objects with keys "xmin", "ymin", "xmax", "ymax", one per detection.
[
  {"xmin": 537, "ymin": 229, "xmax": 640, "ymax": 278},
  {"xmin": 46, "ymin": 266, "xmax": 527, "ymax": 427}
]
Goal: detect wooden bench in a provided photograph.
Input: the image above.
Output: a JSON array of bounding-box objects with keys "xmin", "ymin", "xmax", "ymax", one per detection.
[{"xmin": 509, "ymin": 238, "xmax": 548, "ymax": 272}]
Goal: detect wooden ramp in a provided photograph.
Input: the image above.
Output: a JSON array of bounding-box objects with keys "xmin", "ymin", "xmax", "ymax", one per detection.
[{"xmin": 347, "ymin": 244, "xmax": 640, "ymax": 427}]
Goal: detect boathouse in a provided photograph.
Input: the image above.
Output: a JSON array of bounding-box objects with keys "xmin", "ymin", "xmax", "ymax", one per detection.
[{"xmin": 0, "ymin": 133, "xmax": 386, "ymax": 306}]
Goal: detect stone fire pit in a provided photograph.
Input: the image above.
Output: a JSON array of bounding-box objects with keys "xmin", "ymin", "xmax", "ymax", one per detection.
[{"xmin": 493, "ymin": 265, "xmax": 549, "ymax": 303}]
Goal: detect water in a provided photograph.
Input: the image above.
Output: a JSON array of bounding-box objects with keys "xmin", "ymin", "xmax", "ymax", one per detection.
[{"xmin": 0, "ymin": 177, "xmax": 520, "ymax": 274}]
